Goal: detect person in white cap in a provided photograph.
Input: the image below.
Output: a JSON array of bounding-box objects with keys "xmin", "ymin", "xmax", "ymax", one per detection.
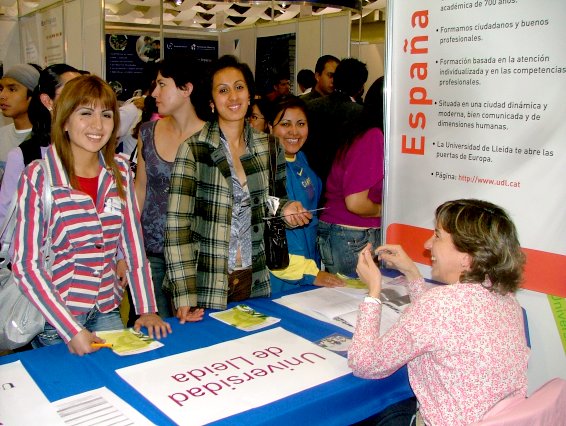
[{"xmin": 0, "ymin": 64, "xmax": 41, "ymax": 183}]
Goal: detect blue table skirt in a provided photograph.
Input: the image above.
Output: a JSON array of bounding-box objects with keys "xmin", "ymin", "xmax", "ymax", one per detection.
[{"xmin": 0, "ymin": 290, "xmax": 414, "ymax": 425}]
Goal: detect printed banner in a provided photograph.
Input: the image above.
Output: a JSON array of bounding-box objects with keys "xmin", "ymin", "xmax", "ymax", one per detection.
[
  {"xmin": 384, "ymin": 0, "xmax": 566, "ymax": 296},
  {"xmin": 116, "ymin": 327, "xmax": 350, "ymax": 425},
  {"xmin": 40, "ymin": 5, "xmax": 64, "ymax": 65},
  {"xmin": 548, "ymin": 295, "xmax": 566, "ymax": 355}
]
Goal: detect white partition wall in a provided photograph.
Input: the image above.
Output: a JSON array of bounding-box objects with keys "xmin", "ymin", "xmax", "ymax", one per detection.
[
  {"xmin": 296, "ymin": 18, "xmax": 321, "ymax": 73},
  {"xmin": 0, "ymin": 18, "xmax": 20, "ymax": 127},
  {"xmin": 219, "ymin": 26, "xmax": 257, "ymax": 71},
  {"xmin": 81, "ymin": 0, "xmax": 103, "ymax": 76},
  {"xmin": 16, "ymin": 0, "xmax": 103, "ymax": 75},
  {"xmin": 320, "ymin": 12, "xmax": 351, "ymax": 59},
  {"xmin": 218, "ymin": 12, "xmax": 350, "ymax": 84}
]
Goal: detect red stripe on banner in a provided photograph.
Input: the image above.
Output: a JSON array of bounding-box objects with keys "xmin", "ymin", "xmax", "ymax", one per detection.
[{"xmin": 386, "ymin": 223, "xmax": 566, "ymax": 298}]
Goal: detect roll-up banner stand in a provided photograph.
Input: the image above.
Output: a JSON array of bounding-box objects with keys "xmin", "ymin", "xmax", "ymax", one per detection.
[{"xmin": 384, "ymin": 0, "xmax": 566, "ymax": 390}]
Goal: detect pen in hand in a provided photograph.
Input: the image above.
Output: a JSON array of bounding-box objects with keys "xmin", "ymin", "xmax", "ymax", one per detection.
[
  {"xmin": 91, "ymin": 342, "xmax": 113, "ymax": 348},
  {"xmin": 263, "ymin": 207, "xmax": 326, "ymax": 221}
]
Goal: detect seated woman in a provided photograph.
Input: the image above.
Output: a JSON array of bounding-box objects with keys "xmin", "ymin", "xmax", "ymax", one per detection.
[
  {"xmin": 267, "ymin": 96, "xmax": 343, "ymax": 294},
  {"xmin": 349, "ymin": 199, "xmax": 530, "ymax": 425}
]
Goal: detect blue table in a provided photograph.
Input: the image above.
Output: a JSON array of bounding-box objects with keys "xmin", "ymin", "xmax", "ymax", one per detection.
[{"xmin": 0, "ymin": 290, "xmax": 413, "ymax": 425}]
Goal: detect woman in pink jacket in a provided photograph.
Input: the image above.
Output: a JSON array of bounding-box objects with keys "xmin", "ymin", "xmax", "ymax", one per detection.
[
  {"xmin": 349, "ymin": 199, "xmax": 530, "ymax": 425},
  {"xmin": 12, "ymin": 75, "xmax": 170, "ymax": 356}
]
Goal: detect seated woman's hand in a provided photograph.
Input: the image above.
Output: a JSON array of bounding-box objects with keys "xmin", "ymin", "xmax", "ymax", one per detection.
[
  {"xmin": 356, "ymin": 244, "xmax": 382, "ymax": 297},
  {"xmin": 282, "ymin": 201, "xmax": 312, "ymax": 227},
  {"xmin": 314, "ymin": 271, "xmax": 346, "ymax": 288},
  {"xmin": 375, "ymin": 244, "xmax": 421, "ymax": 282},
  {"xmin": 135, "ymin": 313, "xmax": 172, "ymax": 339},
  {"xmin": 176, "ymin": 306, "xmax": 205, "ymax": 325}
]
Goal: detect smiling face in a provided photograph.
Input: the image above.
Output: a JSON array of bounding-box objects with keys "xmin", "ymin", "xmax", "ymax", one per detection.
[
  {"xmin": 424, "ymin": 225, "xmax": 471, "ymax": 284},
  {"xmin": 211, "ymin": 67, "xmax": 250, "ymax": 124},
  {"xmin": 0, "ymin": 77, "xmax": 31, "ymax": 120},
  {"xmin": 271, "ymin": 106, "xmax": 308, "ymax": 158},
  {"xmin": 64, "ymin": 103, "xmax": 114, "ymax": 159}
]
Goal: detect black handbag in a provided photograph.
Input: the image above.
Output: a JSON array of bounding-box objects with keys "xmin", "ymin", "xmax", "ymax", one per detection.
[{"xmin": 264, "ymin": 136, "xmax": 290, "ymax": 270}]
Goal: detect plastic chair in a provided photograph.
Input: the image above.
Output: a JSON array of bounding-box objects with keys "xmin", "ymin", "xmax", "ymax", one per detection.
[{"xmin": 473, "ymin": 378, "xmax": 566, "ymax": 425}]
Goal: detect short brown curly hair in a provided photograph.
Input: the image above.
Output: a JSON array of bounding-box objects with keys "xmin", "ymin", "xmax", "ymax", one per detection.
[{"xmin": 435, "ymin": 199, "xmax": 525, "ymax": 294}]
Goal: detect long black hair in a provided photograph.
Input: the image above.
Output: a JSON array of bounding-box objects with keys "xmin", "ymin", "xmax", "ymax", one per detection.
[
  {"xmin": 335, "ymin": 77, "xmax": 384, "ymax": 162},
  {"xmin": 27, "ymin": 63, "xmax": 80, "ymax": 148}
]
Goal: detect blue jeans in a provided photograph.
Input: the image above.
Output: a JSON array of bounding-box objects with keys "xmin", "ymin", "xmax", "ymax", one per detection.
[
  {"xmin": 317, "ymin": 221, "xmax": 381, "ymax": 278},
  {"xmin": 148, "ymin": 254, "xmax": 173, "ymax": 318},
  {"xmin": 32, "ymin": 308, "xmax": 123, "ymax": 348}
]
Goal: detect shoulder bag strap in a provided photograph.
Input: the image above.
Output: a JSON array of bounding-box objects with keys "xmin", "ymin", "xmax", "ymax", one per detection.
[
  {"xmin": 38, "ymin": 160, "xmax": 53, "ymax": 262},
  {"xmin": 0, "ymin": 161, "xmax": 53, "ymax": 257},
  {"xmin": 268, "ymin": 134, "xmax": 277, "ymax": 195}
]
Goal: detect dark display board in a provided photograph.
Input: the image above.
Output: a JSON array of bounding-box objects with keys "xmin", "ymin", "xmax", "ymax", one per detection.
[
  {"xmin": 255, "ymin": 33, "xmax": 296, "ymax": 97},
  {"xmin": 105, "ymin": 34, "xmax": 218, "ymax": 101}
]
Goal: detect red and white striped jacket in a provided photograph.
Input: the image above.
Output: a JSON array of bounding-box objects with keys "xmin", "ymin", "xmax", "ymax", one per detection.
[{"xmin": 12, "ymin": 145, "xmax": 156, "ymax": 343}]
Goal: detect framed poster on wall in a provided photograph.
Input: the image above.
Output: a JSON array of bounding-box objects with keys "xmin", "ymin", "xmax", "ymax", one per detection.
[
  {"xmin": 105, "ymin": 34, "xmax": 218, "ymax": 101},
  {"xmin": 255, "ymin": 33, "xmax": 296, "ymax": 97}
]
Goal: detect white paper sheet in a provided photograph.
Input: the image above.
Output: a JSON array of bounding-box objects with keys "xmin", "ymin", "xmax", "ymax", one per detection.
[
  {"xmin": 53, "ymin": 387, "xmax": 153, "ymax": 425},
  {"xmin": 0, "ymin": 360, "xmax": 64, "ymax": 425},
  {"xmin": 274, "ymin": 276, "xmax": 411, "ymax": 334},
  {"xmin": 116, "ymin": 327, "xmax": 351, "ymax": 426}
]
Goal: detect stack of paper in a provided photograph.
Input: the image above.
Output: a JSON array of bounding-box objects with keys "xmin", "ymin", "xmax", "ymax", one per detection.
[{"xmin": 273, "ymin": 275, "xmax": 410, "ymax": 335}]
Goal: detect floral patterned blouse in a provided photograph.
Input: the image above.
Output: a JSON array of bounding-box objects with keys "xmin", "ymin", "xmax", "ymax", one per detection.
[{"xmin": 348, "ymin": 278, "xmax": 530, "ymax": 426}]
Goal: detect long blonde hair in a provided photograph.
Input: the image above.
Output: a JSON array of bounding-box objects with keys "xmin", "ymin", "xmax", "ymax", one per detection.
[{"xmin": 51, "ymin": 75, "xmax": 125, "ymax": 199}]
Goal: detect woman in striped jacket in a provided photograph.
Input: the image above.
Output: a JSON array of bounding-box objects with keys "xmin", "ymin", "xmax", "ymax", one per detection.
[{"xmin": 12, "ymin": 75, "xmax": 170, "ymax": 356}]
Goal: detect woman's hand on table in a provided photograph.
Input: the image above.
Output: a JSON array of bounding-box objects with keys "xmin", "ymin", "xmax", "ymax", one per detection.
[
  {"xmin": 282, "ymin": 201, "xmax": 312, "ymax": 227},
  {"xmin": 135, "ymin": 313, "xmax": 172, "ymax": 339},
  {"xmin": 176, "ymin": 306, "xmax": 205, "ymax": 325},
  {"xmin": 314, "ymin": 271, "xmax": 346, "ymax": 288},
  {"xmin": 68, "ymin": 329, "xmax": 102, "ymax": 356}
]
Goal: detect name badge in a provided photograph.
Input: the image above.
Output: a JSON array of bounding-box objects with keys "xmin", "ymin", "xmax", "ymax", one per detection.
[{"xmin": 104, "ymin": 197, "xmax": 121, "ymax": 214}]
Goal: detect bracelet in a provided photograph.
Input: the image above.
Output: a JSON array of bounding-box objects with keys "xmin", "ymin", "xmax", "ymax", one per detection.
[{"xmin": 364, "ymin": 296, "xmax": 382, "ymax": 305}]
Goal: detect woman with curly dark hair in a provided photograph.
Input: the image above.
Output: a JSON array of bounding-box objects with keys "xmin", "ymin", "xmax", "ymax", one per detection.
[{"xmin": 349, "ymin": 199, "xmax": 529, "ymax": 425}]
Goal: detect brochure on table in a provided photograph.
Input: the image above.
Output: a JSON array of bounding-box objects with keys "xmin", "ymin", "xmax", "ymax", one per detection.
[{"xmin": 210, "ymin": 304, "xmax": 281, "ymax": 331}]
